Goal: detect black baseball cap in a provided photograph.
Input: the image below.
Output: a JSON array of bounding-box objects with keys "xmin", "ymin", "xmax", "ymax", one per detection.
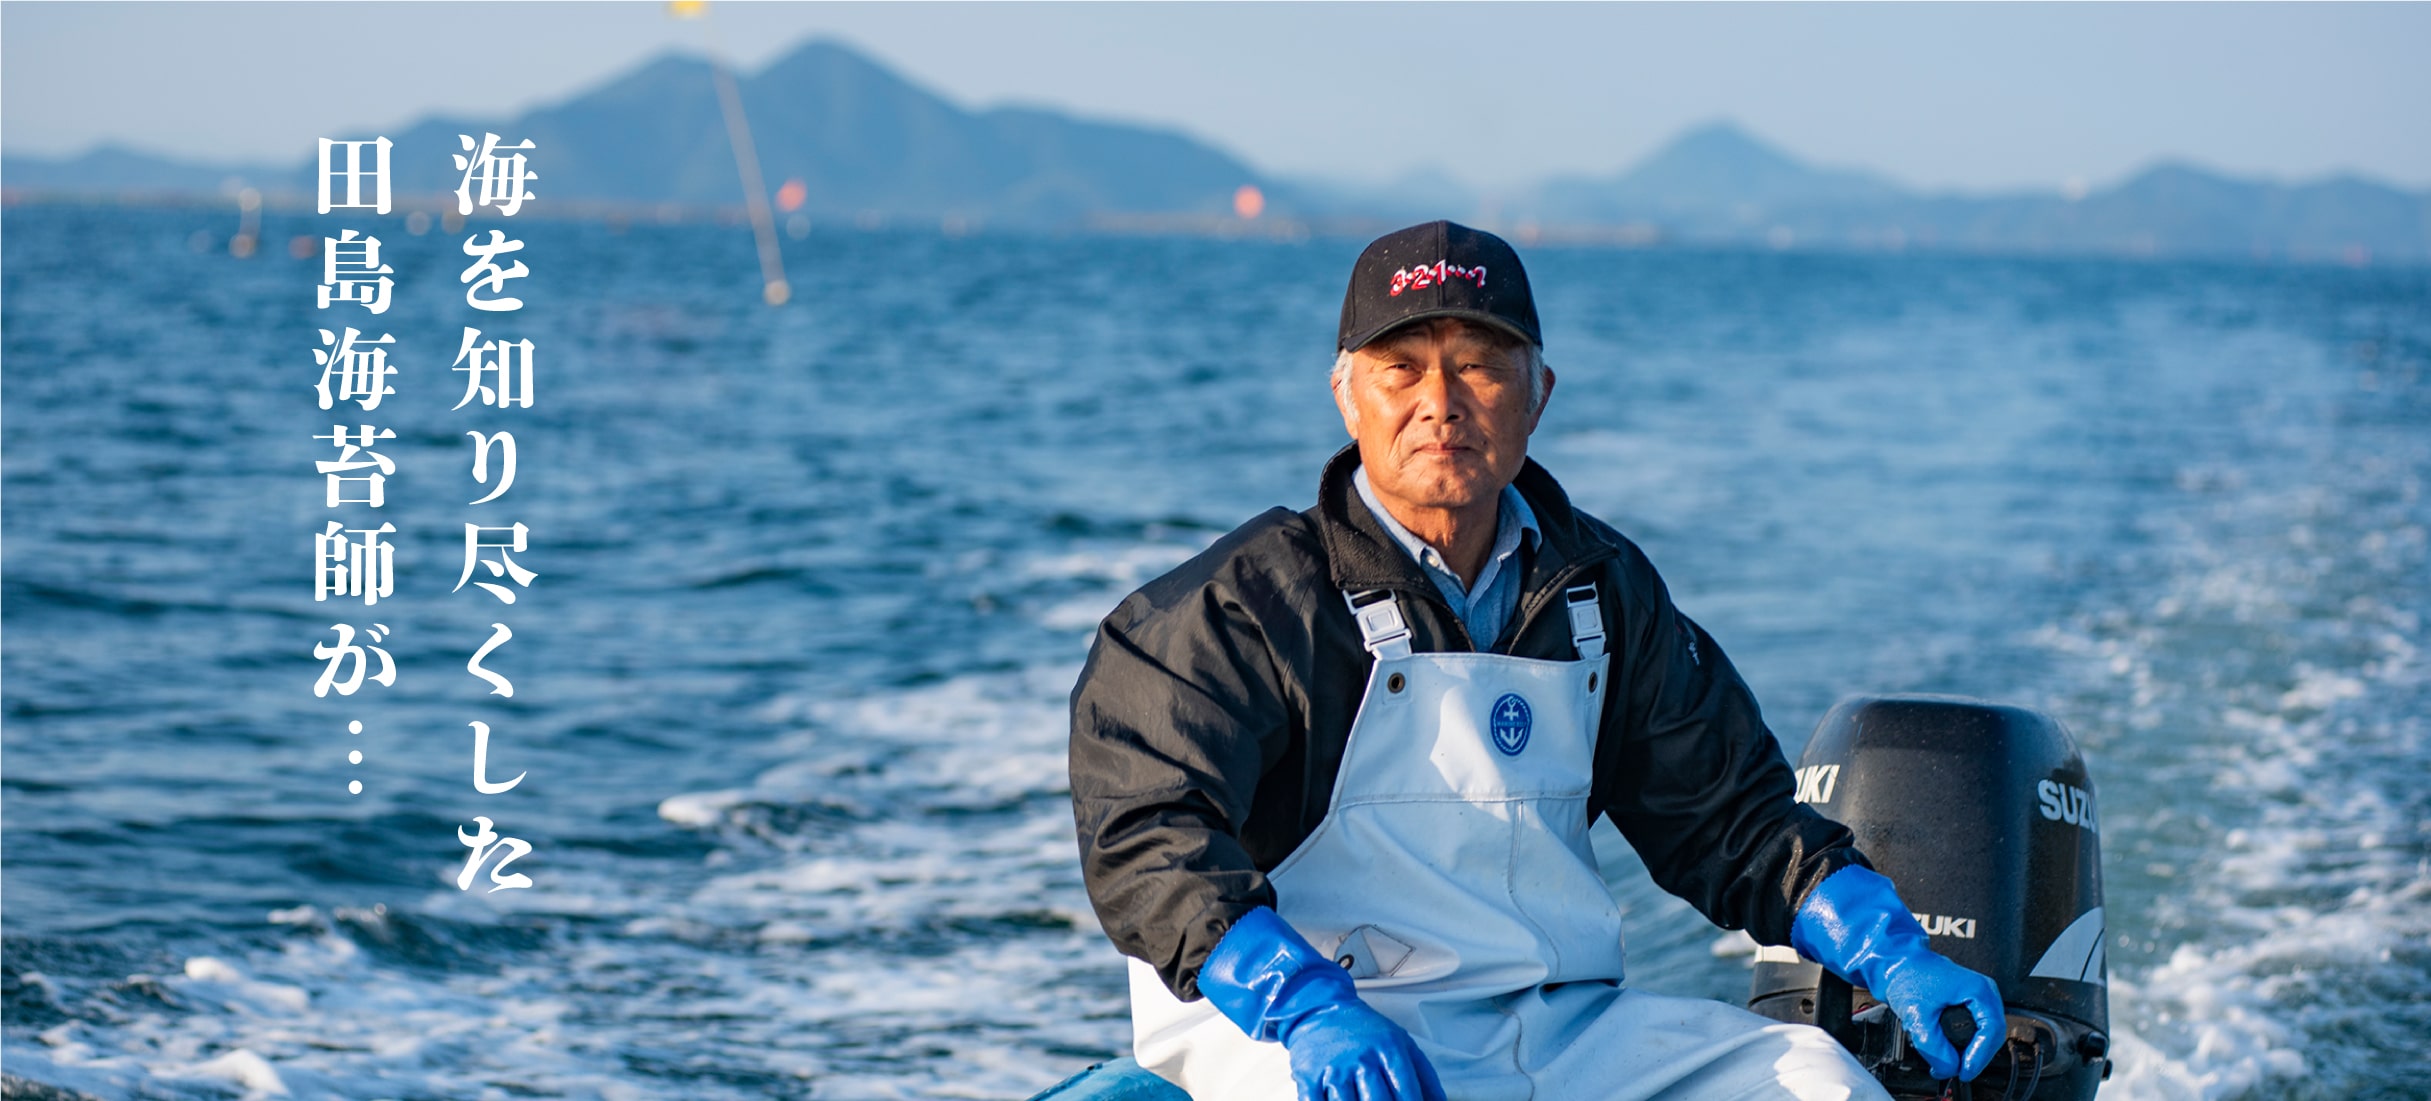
[{"xmin": 1338, "ymin": 220, "xmax": 1541, "ymax": 352}]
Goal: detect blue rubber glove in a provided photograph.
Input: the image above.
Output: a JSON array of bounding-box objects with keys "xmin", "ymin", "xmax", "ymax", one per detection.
[
  {"xmin": 1198, "ymin": 907, "xmax": 1447, "ymax": 1101},
  {"xmin": 1792, "ymin": 866, "xmax": 2007, "ymax": 1081}
]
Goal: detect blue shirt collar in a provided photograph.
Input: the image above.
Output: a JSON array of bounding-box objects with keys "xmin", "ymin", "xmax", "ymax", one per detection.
[{"xmin": 1352, "ymin": 464, "xmax": 1539, "ymax": 602}]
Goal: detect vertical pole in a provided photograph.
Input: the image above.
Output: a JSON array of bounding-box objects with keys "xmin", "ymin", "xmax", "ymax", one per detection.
[
  {"xmin": 672, "ymin": 2, "xmax": 789, "ymax": 306},
  {"xmin": 708, "ymin": 56, "xmax": 790, "ymax": 306}
]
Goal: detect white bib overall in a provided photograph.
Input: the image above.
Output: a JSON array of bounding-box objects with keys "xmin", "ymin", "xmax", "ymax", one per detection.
[{"xmin": 1129, "ymin": 586, "xmax": 1883, "ymax": 1101}]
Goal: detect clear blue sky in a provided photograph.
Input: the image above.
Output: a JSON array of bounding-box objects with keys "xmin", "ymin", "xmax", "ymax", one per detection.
[{"xmin": 4, "ymin": 2, "xmax": 2426, "ymax": 194}]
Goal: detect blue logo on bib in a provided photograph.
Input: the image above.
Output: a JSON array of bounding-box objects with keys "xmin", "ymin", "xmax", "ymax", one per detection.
[{"xmin": 1490, "ymin": 693, "xmax": 1532, "ymax": 756}]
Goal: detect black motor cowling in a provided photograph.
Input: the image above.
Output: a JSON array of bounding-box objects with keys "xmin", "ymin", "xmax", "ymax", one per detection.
[{"xmin": 1749, "ymin": 695, "xmax": 2110, "ymax": 1100}]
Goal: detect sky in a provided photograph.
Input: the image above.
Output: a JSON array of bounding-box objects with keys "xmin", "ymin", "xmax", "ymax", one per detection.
[{"xmin": 4, "ymin": 2, "xmax": 2427, "ymax": 196}]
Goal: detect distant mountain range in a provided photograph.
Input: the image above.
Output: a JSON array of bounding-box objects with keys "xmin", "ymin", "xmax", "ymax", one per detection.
[
  {"xmin": 1504, "ymin": 123, "xmax": 2431, "ymax": 264},
  {"xmin": 2, "ymin": 41, "xmax": 1262, "ymax": 225},
  {"xmin": 7, "ymin": 38, "xmax": 2427, "ymax": 263}
]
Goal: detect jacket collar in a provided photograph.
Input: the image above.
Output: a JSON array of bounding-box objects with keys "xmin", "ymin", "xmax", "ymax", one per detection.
[{"xmin": 1313, "ymin": 443, "xmax": 1607, "ymax": 603}]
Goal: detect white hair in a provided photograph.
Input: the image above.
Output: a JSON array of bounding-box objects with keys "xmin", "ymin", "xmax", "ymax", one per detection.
[{"xmin": 1332, "ymin": 342, "xmax": 1550, "ymax": 416}]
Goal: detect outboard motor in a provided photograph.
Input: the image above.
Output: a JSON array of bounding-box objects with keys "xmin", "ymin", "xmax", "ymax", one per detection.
[{"xmin": 1750, "ymin": 695, "xmax": 2110, "ymax": 1100}]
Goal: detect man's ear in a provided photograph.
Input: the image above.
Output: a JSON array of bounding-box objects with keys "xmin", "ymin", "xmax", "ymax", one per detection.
[
  {"xmin": 1332, "ymin": 360, "xmax": 1361, "ymax": 437},
  {"xmin": 1525, "ymin": 363, "xmax": 1556, "ymax": 433}
]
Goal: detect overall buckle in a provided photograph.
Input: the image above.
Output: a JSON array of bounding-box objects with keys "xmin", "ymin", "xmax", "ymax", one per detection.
[
  {"xmin": 1565, "ymin": 584, "xmax": 1605, "ymax": 659},
  {"xmin": 1343, "ymin": 590, "xmax": 1413, "ymax": 660}
]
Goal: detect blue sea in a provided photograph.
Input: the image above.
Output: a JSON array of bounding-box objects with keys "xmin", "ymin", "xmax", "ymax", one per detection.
[{"xmin": 4, "ymin": 203, "xmax": 2426, "ymax": 1100}]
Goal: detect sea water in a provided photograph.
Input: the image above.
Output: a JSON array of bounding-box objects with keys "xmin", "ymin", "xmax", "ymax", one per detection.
[{"xmin": 4, "ymin": 204, "xmax": 2424, "ymax": 1099}]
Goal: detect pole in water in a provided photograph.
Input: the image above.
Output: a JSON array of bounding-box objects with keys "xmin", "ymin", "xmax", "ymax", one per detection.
[{"xmin": 671, "ymin": 0, "xmax": 790, "ymax": 306}]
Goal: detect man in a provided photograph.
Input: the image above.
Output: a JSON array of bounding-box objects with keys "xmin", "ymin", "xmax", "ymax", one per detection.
[{"xmin": 1068, "ymin": 221, "xmax": 2003, "ymax": 1101}]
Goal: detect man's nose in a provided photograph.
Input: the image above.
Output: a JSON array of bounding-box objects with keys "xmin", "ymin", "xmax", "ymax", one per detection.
[{"xmin": 1415, "ymin": 360, "xmax": 1460, "ymax": 421}]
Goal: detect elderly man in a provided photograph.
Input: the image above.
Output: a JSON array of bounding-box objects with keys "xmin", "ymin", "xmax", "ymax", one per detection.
[{"xmin": 1069, "ymin": 222, "xmax": 2003, "ymax": 1101}]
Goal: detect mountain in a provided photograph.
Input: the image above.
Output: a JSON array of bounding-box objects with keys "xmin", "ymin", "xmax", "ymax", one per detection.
[
  {"xmin": 456, "ymin": 42, "xmax": 1268, "ymax": 221},
  {"xmin": 2039, "ymin": 164, "xmax": 2431, "ymax": 259},
  {"xmin": 1517, "ymin": 123, "xmax": 2431, "ymax": 263},
  {"xmin": 6, "ymin": 42, "xmax": 2426, "ymax": 262},
  {"xmin": 1532, "ymin": 121, "xmax": 1903, "ymax": 227},
  {"xmin": 3, "ymin": 40, "xmax": 1273, "ymax": 226},
  {"xmin": 0, "ymin": 143, "xmax": 287, "ymax": 195}
]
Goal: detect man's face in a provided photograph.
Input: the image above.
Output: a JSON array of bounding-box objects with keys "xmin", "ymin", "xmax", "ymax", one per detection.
[{"xmin": 1333, "ymin": 318, "xmax": 1551, "ymax": 518}]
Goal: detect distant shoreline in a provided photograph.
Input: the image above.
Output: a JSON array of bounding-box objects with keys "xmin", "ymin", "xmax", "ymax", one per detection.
[{"xmin": 6, "ymin": 188, "xmax": 2417, "ymax": 272}]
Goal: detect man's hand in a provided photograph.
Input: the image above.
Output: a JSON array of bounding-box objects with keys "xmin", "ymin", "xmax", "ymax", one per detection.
[
  {"xmin": 1277, "ymin": 999, "xmax": 1444, "ymax": 1101},
  {"xmin": 1199, "ymin": 907, "xmax": 1447, "ymax": 1101},
  {"xmin": 1869, "ymin": 948, "xmax": 2006, "ymax": 1080},
  {"xmin": 1792, "ymin": 866, "xmax": 2007, "ymax": 1081}
]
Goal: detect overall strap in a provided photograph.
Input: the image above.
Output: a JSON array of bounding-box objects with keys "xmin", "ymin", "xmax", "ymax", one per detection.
[
  {"xmin": 1343, "ymin": 590, "xmax": 1413, "ymax": 660},
  {"xmin": 1347, "ymin": 587, "xmax": 1601, "ymax": 660},
  {"xmin": 1565, "ymin": 584, "xmax": 1606, "ymax": 660}
]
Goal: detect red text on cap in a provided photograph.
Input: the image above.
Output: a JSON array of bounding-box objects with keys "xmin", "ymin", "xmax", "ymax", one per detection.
[{"xmin": 1388, "ymin": 261, "xmax": 1487, "ymax": 297}]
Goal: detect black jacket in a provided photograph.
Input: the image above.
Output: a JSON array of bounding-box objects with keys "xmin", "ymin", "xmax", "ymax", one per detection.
[{"xmin": 1069, "ymin": 445, "xmax": 1866, "ymax": 1000}]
